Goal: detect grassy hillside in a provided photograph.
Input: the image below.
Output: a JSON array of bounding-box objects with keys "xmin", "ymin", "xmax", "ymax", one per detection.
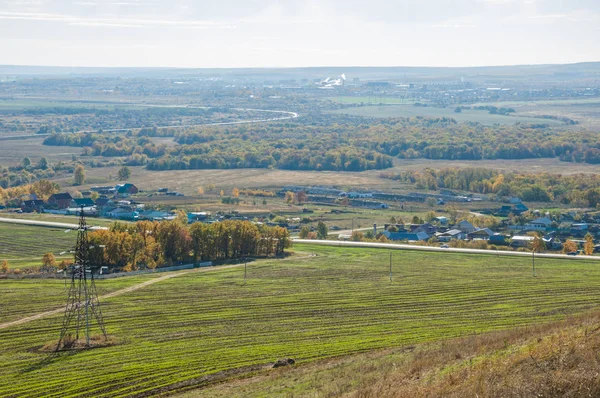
[
  {"xmin": 189, "ymin": 311, "xmax": 600, "ymax": 397},
  {"xmin": 2, "ymin": 244, "xmax": 600, "ymax": 397}
]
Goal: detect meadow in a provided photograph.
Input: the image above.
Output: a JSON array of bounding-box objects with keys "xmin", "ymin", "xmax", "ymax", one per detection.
[
  {"xmin": 329, "ymin": 104, "xmax": 565, "ymax": 126},
  {"xmin": 0, "ymin": 223, "xmax": 76, "ymax": 264},
  {"xmin": 2, "ymin": 244, "xmax": 600, "ymax": 397}
]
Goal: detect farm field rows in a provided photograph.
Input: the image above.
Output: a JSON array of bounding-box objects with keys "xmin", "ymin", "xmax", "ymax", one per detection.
[
  {"xmin": 0, "ymin": 223, "xmax": 76, "ymax": 261},
  {"xmin": 329, "ymin": 104, "xmax": 564, "ymax": 125},
  {"xmin": 0, "ymin": 275, "xmax": 159, "ymax": 324},
  {"xmin": 2, "ymin": 244, "xmax": 600, "ymax": 397}
]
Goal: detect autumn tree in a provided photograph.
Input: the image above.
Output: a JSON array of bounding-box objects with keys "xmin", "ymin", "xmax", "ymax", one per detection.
[
  {"xmin": 219, "ymin": 189, "xmax": 224, "ymax": 197},
  {"xmin": 351, "ymin": 230, "xmax": 364, "ymax": 241},
  {"xmin": 117, "ymin": 166, "xmax": 131, "ymax": 181},
  {"xmin": 285, "ymin": 191, "xmax": 295, "ymax": 204},
  {"xmin": 530, "ymin": 236, "xmax": 546, "ymax": 253},
  {"xmin": 74, "ymin": 165, "xmax": 85, "ymax": 185},
  {"xmin": 584, "ymin": 233, "xmax": 595, "ymax": 255},
  {"xmin": 296, "ymin": 191, "xmax": 308, "ymax": 204},
  {"xmin": 42, "ymin": 252, "xmax": 56, "ymax": 267},
  {"xmin": 562, "ymin": 239, "xmax": 578, "ymax": 254},
  {"xmin": 30, "ymin": 179, "xmax": 58, "ymax": 200},
  {"xmin": 1, "ymin": 260, "xmax": 8, "ymax": 273},
  {"xmin": 232, "ymin": 188, "xmax": 240, "ymax": 198},
  {"xmin": 197, "ymin": 186, "xmax": 205, "ymax": 195}
]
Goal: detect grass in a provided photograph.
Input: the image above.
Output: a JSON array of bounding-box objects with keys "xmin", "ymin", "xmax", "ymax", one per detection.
[
  {"xmin": 0, "ymin": 212, "xmax": 119, "ymax": 228},
  {"xmin": 329, "ymin": 105, "xmax": 565, "ymax": 126},
  {"xmin": 2, "ymin": 244, "xmax": 600, "ymax": 396},
  {"xmin": 188, "ymin": 311, "xmax": 600, "ymax": 397},
  {"xmin": 0, "ymin": 275, "xmax": 158, "ymax": 324},
  {"xmin": 0, "ymin": 223, "xmax": 77, "ymax": 261}
]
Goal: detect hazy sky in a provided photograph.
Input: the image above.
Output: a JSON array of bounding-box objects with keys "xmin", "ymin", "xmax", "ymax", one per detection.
[{"xmin": 1, "ymin": 0, "xmax": 599, "ymax": 68}]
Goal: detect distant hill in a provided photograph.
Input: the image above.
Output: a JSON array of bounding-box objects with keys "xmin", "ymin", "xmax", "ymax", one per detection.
[{"xmin": 1, "ymin": 62, "xmax": 599, "ymax": 83}]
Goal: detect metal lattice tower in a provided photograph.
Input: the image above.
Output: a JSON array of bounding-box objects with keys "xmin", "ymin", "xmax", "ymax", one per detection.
[{"xmin": 56, "ymin": 207, "xmax": 107, "ymax": 350}]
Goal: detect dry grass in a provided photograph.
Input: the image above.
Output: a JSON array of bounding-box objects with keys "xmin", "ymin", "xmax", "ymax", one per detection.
[{"xmin": 187, "ymin": 311, "xmax": 600, "ymax": 398}]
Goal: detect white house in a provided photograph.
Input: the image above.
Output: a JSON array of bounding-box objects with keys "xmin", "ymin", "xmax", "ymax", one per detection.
[{"xmin": 526, "ymin": 217, "xmax": 553, "ymax": 231}]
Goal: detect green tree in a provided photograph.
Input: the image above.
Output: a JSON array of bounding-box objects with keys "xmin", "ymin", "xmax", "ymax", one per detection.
[
  {"xmin": 299, "ymin": 226, "xmax": 310, "ymax": 239},
  {"xmin": 317, "ymin": 221, "xmax": 328, "ymax": 240},
  {"xmin": 22, "ymin": 157, "xmax": 31, "ymax": 168},
  {"xmin": 38, "ymin": 157, "xmax": 49, "ymax": 170},
  {"xmin": 117, "ymin": 166, "xmax": 131, "ymax": 181},
  {"xmin": 74, "ymin": 165, "xmax": 85, "ymax": 185}
]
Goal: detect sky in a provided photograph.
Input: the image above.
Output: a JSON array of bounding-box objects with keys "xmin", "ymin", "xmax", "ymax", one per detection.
[{"xmin": 1, "ymin": 0, "xmax": 599, "ymax": 68}]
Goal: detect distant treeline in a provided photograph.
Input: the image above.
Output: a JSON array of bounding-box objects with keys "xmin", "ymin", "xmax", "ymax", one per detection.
[
  {"xmin": 42, "ymin": 117, "xmax": 600, "ymax": 167},
  {"xmin": 381, "ymin": 167, "xmax": 600, "ymax": 206},
  {"xmin": 88, "ymin": 220, "xmax": 291, "ymax": 271}
]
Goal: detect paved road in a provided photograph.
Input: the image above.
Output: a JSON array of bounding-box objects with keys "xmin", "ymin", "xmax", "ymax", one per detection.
[
  {"xmin": 293, "ymin": 239, "xmax": 600, "ymax": 261},
  {"xmin": 0, "ymin": 217, "xmax": 108, "ymax": 230},
  {"xmin": 328, "ymin": 227, "xmax": 374, "ymax": 236}
]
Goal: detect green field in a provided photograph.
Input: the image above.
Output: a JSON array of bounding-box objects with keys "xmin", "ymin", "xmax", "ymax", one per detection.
[
  {"xmin": 330, "ymin": 105, "xmax": 565, "ymax": 126},
  {"xmin": 2, "ymin": 244, "xmax": 600, "ymax": 397},
  {"xmin": 0, "ymin": 223, "xmax": 77, "ymax": 261},
  {"xmin": 325, "ymin": 96, "xmax": 416, "ymax": 105}
]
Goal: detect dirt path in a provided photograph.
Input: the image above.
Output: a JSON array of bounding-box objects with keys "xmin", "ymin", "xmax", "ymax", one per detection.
[{"xmin": 0, "ymin": 264, "xmax": 245, "ymax": 331}]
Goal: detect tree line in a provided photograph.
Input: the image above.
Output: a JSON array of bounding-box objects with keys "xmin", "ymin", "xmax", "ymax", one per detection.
[
  {"xmin": 381, "ymin": 167, "xmax": 600, "ymax": 206},
  {"xmin": 42, "ymin": 117, "xmax": 600, "ymax": 170},
  {"xmin": 88, "ymin": 220, "xmax": 291, "ymax": 271}
]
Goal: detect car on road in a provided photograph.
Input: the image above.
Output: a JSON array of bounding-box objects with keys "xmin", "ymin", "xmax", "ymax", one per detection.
[
  {"xmin": 440, "ymin": 244, "xmax": 449, "ymax": 248},
  {"xmin": 567, "ymin": 251, "xmax": 578, "ymax": 256}
]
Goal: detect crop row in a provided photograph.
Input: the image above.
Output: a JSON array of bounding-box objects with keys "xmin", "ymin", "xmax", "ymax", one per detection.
[{"xmin": 1, "ymin": 245, "xmax": 600, "ymax": 397}]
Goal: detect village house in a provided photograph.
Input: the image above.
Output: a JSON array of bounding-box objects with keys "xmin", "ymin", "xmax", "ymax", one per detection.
[
  {"xmin": 526, "ymin": 217, "xmax": 553, "ymax": 232},
  {"xmin": 467, "ymin": 228, "xmax": 494, "ymax": 240},
  {"xmin": 436, "ymin": 229, "xmax": 466, "ymax": 242},
  {"xmin": 21, "ymin": 199, "xmax": 45, "ymax": 213},
  {"xmin": 510, "ymin": 235, "xmax": 535, "ymax": 248},
  {"xmin": 456, "ymin": 220, "xmax": 476, "ymax": 234},
  {"xmin": 71, "ymin": 198, "xmax": 95, "ymax": 208},
  {"xmin": 383, "ymin": 230, "xmax": 430, "ymax": 241},
  {"xmin": 116, "ymin": 183, "xmax": 139, "ymax": 198},
  {"xmin": 47, "ymin": 192, "xmax": 73, "ymax": 209}
]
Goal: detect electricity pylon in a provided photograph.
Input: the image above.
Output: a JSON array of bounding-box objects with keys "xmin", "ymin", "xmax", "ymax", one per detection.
[{"xmin": 56, "ymin": 207, "xmax": 107, "ymax": 350}]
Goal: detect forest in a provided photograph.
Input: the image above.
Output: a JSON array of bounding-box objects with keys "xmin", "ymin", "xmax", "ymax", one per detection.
[{"xmin": 41, "ymin": 116, "xmax": 600, "ymax": 174}]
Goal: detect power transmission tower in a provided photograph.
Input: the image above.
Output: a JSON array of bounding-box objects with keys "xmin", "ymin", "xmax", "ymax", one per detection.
[{"xmin": 56, "ymin": 207, "xmax": 107, "ymax": 350}]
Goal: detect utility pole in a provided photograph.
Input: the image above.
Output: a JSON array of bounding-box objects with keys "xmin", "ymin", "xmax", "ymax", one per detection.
[
  {"xmin": 389, "ymin": 252, "xmax": 392, "ymax": 282},
  {"xmin": 244, "ymin": 257, "xmax": 247, "ymax": 283},
  {"xmin": 532, "ymin": 250, "xmax": 535, "ymax": 277}
]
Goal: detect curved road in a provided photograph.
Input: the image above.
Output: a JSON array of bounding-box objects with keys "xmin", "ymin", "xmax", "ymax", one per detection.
[
  {"xmin": 293, "ymin": 238, "xmax": 600, "ymax": 261},
  {"xmin": 0, "ymin": 105, "xmax": 299, "ymax": 140}
]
